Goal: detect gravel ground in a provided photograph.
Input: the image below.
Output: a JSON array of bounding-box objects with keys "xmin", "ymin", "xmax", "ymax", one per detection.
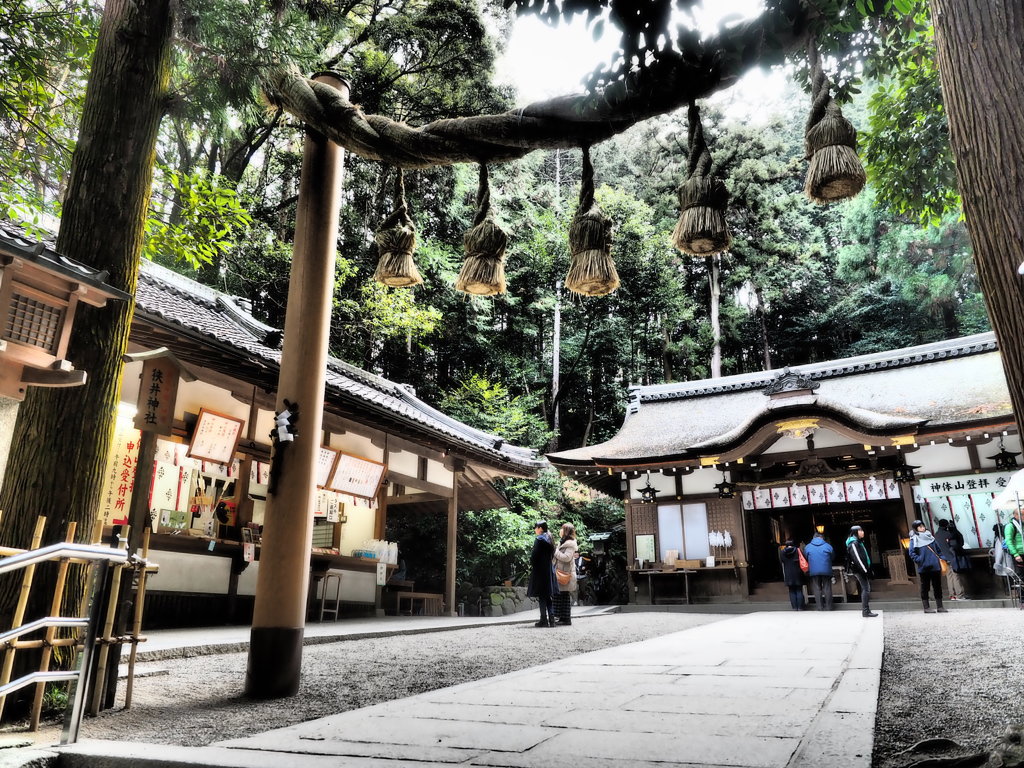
[
  {"xmin": 875, "ymin": 608, "xmax": 1024, "ymax": 767},
  {"xmin": 11, "ymin": 608, "xmax": 1024, "ymax": 766}
]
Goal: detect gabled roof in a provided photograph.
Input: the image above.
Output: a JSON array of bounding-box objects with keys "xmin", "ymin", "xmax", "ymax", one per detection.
[
  {"xmin": 548, "ymin": 333, "xmax": 1011, "ymax": 468},
  {"xmin": 133, "ymin": 260, "xmax": 543, "ymax": 476}
]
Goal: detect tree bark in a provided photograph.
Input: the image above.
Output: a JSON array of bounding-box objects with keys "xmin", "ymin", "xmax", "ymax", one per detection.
[
  {"xmin": 0, "ymin": 0, "xmax": 173, "ymax": 651},
  {"xmin": 708, "ymin": 255, "xmax": 722, "ymax": 378},
  {"xmin": 930, "ymin": 0, "xmax": 1024, "ymax": 433}
]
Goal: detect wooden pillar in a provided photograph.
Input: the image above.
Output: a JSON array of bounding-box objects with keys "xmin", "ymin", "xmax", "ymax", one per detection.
[
  {"xmin": 245, "ymin": 73, "xmax": 347, "ymax": 699},
  {"xmin": 445, "ymin": 464, "xmax": 462, "ymax": 616}
]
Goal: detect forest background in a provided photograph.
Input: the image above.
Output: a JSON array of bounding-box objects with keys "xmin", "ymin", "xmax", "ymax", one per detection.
[{"xmin": 0, "ymin": 0, "xmax": 983, "ymax": 592}]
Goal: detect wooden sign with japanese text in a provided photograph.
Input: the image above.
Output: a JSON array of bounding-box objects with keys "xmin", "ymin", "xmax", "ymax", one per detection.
[
  {"xmin": 327, "ymin": 451, "xmax": 386, "ymax": 499},
  {"xmin": 133, "ymin": 357, "xmax": 181, "ymax": 434},
  {"xmin": 316, "ymin": 446, "xmax": 340, "ymax": 489},
  {"xmin": 187, "ymin": 408, "xmax": 245, "ymax": 465}
]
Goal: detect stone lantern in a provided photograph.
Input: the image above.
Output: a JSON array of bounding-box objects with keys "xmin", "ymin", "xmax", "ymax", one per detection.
[{"xmin": 0, "ymin": 223, "xmax": 129, "ymax": 400}]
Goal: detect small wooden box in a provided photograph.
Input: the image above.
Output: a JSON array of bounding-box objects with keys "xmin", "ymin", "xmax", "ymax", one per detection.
[{"xmin": 678, "ymin": 559, "xmax": 702, "ymax": 569}]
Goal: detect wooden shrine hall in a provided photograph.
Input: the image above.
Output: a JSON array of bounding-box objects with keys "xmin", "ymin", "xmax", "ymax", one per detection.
[{"xmin": 547, "ymin": 333, "xmax": 1018, "ymax": 605}]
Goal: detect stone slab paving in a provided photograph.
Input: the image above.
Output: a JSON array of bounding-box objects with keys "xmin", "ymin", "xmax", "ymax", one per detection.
[{"xmin": 56, "ymin": 610, "xmax": 882, "ymax": 768}]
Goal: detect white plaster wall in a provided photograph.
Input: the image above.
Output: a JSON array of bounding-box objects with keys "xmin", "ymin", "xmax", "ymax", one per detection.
[
  {"xmin": 317, "ymin": 569, "xmax": 376, "ymax": 603},
  {"xmin": 388, "ymin": 449, "xmax": 419, "ymax": 476},
  {"xmin": 121, "ymin": 360, "xmax": 142, "ymax": 410},
  {"xmin": 174, "ymin": 379, "xmax": 249, "ymax": 423},
  {"xmin": 339, "ymin": 503, "xmax": 376, "ymax": 555},
  {"xmin": 627, "ymin": 472, "xmax": 675, "ymax": 501},
  {"xmin": 426, "ymin": 460, "xmax": 453, "ymax": 488},
  {"xmin": 0, "ymin": 397, "xmax": 19, "ymax": 489},
  {"xmin": 329, "ymin": 432, "xmax": 382, "ymax": 462},
  {"xmin": 909, "ymin": 443, "xmax": 972, "ymax": 476},
  {"xmin": 237, "ymin": 560, "xmax": 259, "ymax": 596},
  {"xmin": 148, "ymin": 550, "xmax": 231, "ymax": 594},
  {"xmin": 682, "ymin": 468, "xmax": 724, "ymax": 495}
]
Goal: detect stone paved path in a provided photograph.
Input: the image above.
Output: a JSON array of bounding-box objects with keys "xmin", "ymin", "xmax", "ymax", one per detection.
[{"xmin": 58, "ymin": 610, "xmax": 881, "ymax": 768}]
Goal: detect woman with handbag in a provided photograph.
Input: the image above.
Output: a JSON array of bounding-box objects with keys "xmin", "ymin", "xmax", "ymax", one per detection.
[
  {"xmin": 909, "ymin": 520, "xmax": 949, "ymax": 614},
  {"xmin": 778, "ymin": 540, "xmax": 807, "ymax": 611},
  {"xmin": 552, "ymin": 523, "xmax": 579, "ymax": 625}
]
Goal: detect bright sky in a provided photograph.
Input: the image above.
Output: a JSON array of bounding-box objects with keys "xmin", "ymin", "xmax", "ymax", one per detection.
[{"xmin": 494, "ymin": 1, "xmax": 791, "ymax": 122}]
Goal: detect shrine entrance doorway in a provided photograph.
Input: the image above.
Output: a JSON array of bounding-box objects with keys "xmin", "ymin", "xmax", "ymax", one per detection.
[{"xmin": 751, "ymin": 501, "xmax": 910, "ymax": 584}]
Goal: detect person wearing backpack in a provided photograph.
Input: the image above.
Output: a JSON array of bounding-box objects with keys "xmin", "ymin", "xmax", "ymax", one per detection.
[
  {"xmin": 778, "ymin": 540, "xmax": 807, "ymax": 611},
  {"xmin": 805, "ymin": 531, "xmax": 834, "ymax": 610},
  {"xmin": 845, "ymin": 525, "xmax": 878, "ymax": 618}
]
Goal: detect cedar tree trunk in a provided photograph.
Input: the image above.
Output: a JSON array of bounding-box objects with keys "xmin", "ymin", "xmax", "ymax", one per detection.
[
  {"xmin": 0, "ymin": 0, "xmax": 174, "ymax": 699},
  {"xmin": 930, "ymin": 0, "xmax": 1024, "ymax": 431}
]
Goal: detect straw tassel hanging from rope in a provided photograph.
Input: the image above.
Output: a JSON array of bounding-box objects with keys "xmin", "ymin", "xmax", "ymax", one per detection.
[
  {"xmin": 672, "ymin": 102, "xmax": 731, "ymax": 256},
  {"xmin": 566, "ymin": 146, "xmax": 619, "ymax": 297},
  {"xmin": 456, "ymin": 164, "xmax": 508, "ymax": 296},
  {"xmin": 373, "ymin": 169, "xmax": 422, "ymax": 287},
  {"xmin": 803, "ymin": 37, "xmax": 866, "ymax": 204}
]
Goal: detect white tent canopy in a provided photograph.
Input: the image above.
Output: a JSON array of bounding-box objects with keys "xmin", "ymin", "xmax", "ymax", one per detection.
[{"xmin": 992, "ymin": 468, "xmax": 1024, "ymax": 510}]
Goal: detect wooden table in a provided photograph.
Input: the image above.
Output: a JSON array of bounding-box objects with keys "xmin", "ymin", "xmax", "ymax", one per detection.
[
  {"xmin": 397, "ymin": 591, "xmax": 443, "ymax": 616},
  {"xmin": 633, "ymin": 569, "xmax": 697, "ymax": 605}
]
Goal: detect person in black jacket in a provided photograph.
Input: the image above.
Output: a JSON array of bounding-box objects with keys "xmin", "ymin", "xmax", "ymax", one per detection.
[
  {"xmin": 778, "ymin": 540, "xmax": 806, "ymax": 611},
  {"xmin": 527, "ymin": 521, "xmax": 557, "ymax": 627},
  {"xmin": 845, "ymin": 525, "xmax": 878, "ymax": 618}
]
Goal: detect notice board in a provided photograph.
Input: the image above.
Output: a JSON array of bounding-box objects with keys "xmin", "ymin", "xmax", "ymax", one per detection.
[
  {"xmin": 327, "ymin": 451, "xmax": 386, "ymax": 499},
  {"xmin": 187, "ymin": 408, "xmax": 244, "ymax": 465}
]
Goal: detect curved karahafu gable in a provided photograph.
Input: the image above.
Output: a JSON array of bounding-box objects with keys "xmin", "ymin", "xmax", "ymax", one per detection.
[{"xmin": 548, "ymin": 333, "xmax": 1010, "ymax": 472}]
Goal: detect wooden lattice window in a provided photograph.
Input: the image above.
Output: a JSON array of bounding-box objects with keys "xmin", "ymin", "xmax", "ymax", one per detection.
[{"xmin": 4, "ymin": 291, "xmax": 64, "ymax": 353}]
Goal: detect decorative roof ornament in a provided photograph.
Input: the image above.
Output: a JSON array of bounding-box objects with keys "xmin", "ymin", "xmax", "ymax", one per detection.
[{"xmin": 763, "ymin": 367, "xmax": 819, "ymax": 397}]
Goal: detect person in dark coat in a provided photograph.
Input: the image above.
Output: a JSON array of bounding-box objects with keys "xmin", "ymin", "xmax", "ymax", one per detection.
[
  {"xmin": 804, "ymin": 532, "xmax": 834, "ymax": 610},
  {"xmin": 845, "ymin": 525, "xmax": 878, "ymax": 617},
  {"xmin": 527, "ymin": 521, "xmax": 557, "ymax": 627},
  {"xmin": 935, "ymin": 519, "xmax": 970, "ymax": 599},
  {"xmin": 909, "ymin": 519, "xmax": 948, "ymax": 613},
  {"xmin": 778, "ymin": 540, "xmax": 806, "ymax": 611}
]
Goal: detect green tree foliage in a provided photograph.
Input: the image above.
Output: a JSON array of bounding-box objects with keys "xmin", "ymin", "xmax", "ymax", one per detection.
[
  {"xmin": 438, "ymin": 374, "xmax": 552, "ymax": 450},
  {"xmin": 0, "ymin": 0, "xmax": 98, "ymax": 223},
  {"xmin": 859, "ymin": 1, "xmax": 959, "ymax": 224},
  {"xmin": 144, "ymin": 167, "xmax": 252, "ymax": 267}
]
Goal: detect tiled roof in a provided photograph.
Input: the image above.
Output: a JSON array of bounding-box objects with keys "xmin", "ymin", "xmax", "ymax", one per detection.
[
  {"xmin": 136, "ymin": 261, "xmax": 542, "ymax": 474},
  {"xmin": 0, "ymin": 219, "xmax": 131, "ymax": 300},
  {"xmin": 548, "ymin": 333, "xmax": 1011, "ymax": 465}
]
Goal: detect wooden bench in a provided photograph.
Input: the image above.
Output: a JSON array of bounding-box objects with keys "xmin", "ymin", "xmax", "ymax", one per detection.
[{"xmin": 397, "ymin": 592, "xmax": 443, "ymax": 616}]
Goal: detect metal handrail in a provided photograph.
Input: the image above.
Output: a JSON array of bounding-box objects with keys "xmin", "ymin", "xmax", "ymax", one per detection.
[
  {"xmin": 0, "ymin": 542, "xmax": 127, "ymax": 575},
  {"xmin": 0, "ymin": 616, "xmax": 89, "ymax": 646},
  {"xmin": 0, "ymin": 541, "xmax": 128, "ymax": 744},
  {"xmin": 0, "ymin": 670, "xmax": 80, "ymax": 698}
]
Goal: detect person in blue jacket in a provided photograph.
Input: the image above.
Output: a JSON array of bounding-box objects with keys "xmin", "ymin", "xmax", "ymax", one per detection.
[
  {"xmin": 909, "ymin": 519, "xmax": 948, "ymax": 614},
  {"xmin": 804, "ymin": 531, "xmax": 834, "ymax": 611}
]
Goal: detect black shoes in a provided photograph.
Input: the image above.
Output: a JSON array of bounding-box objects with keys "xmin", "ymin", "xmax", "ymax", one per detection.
[
  {"xmin": 556, "ymin": 619, "xmax": 572, "ymax": 626},
  {"xmin": 534, "ymin": 619, "xmax": 550, "ymax": 627},
  {"xmin": 863, "ymin": 612, "xmax": 878, "ymax": 617}
]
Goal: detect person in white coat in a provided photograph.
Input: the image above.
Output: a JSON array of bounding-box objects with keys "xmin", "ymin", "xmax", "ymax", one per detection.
[{"xmin": 552, "ymin": 523, "xmax": 579, "ymax": 625}]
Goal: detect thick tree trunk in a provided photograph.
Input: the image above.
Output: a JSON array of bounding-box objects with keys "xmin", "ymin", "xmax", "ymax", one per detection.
[
  {"xmin": 0, "ymin": 0, "xmax": 173, "ymax": 646},
  {"xmin": 930, "ymin": 0, "xmax": 1024, "ymax": 433}
]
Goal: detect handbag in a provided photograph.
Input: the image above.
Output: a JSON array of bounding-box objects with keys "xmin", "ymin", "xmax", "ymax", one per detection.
[
  {"xmin": 797, "ymin": 548, "xmax": 809, "ymax": 573},
  {"xmin": 555, "ymin": 567, "xmax": 571, "ymax": 586}
]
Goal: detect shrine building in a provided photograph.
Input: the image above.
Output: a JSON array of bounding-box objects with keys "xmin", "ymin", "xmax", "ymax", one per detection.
[{"xmin": 547, "ymin": 333, "xmax": 1018, "ymax": 605}]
